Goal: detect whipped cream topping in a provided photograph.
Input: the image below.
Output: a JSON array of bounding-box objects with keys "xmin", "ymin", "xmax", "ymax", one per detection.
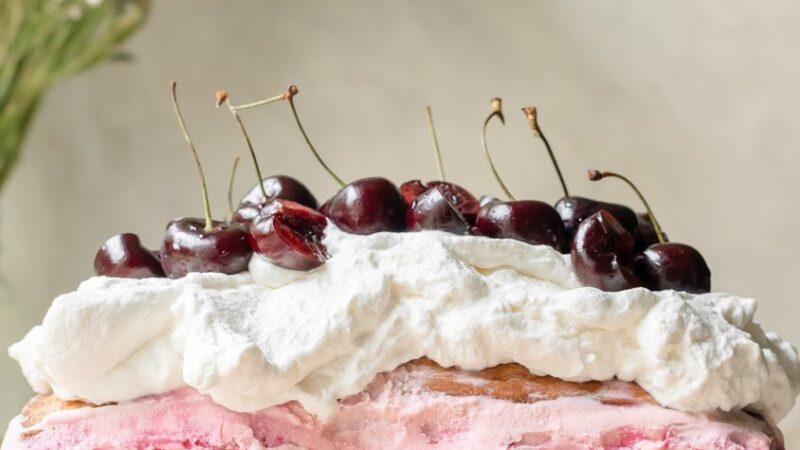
[{"xmin": 9, "ymin": 226, "xmax": 800, "ymax": 421}]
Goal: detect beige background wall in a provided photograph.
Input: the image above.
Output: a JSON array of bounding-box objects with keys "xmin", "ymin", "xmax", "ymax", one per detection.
[{"xmin": 2, "ymin": 0, "xmax": 800, "ymax": 444}]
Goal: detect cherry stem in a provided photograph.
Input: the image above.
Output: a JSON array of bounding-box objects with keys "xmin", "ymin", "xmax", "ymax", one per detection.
[
  {"xmin": 227, "ymin": 155, "xmax": 241, "ymax": 219},
  {"xmin": 231, "ymin": 93, "xmax": 287, "ymax": 110},
  {"xmin": 523, "ymin": 107, "xmax": 569, "ymax": 198},
  {"xmin": 216, "ymin": 90, "xmax": 268, "ymax": 201},
  {"xmin": 284, "ymin": 85, "xmax": 346, "ymax": 188},
  {"xmin": 481, "ymin": 97, "xmax": 515, "ymax": 201},
  {"xmin": 169, "ymin": 81, "xmax": 213, "ymax": 232},
  {"xmin": 425, "ymin": 106, "xmax": 445, "ymax": 181},
  {"xmin": 587, "ymin": 170, "xmax": 665, "ymax": 243}
]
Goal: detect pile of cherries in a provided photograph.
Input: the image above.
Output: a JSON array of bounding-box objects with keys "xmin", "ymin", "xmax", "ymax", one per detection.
[{"xmin": 94, "ymin": 85, "xmax": 710, "ymax": 294}]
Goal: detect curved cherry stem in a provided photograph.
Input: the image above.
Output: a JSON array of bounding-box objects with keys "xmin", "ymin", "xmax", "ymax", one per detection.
[
  {"xmin": 523, "ymin": 107, "xmax": 569, "ymax": 198},
  {"xmin": 425, "ymin": 106, "xmax": 445, "ymax": 181},
  {"xmin": 284, "ymin": 86, "xmax": 345, "ymax": 187},
  {"xmin": 481, "ymin": 97, "xmax": 515, "ymax": 200},
  {"xmin": 588, "ymin": 170, "xmax": 665, "ymax": 243},
  {"xmin": 231, "ymin": 93, "xmax": 287, "ymax": 110},
  {"xmin": 216, "ymin": 90, "xmax": 268, "ymax": 200},
  {"xmin": 169, "ymin": 81, "xmax": 213, "ymax": 232},
  {"xmin": 227, "ymin": 155, "xmax": 241, "ymax": 219}
]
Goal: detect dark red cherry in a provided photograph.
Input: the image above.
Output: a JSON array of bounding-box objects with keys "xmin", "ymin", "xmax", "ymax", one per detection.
[
  {"xmin": 475, "ymin": 200, "xmax": 567, "ymax": 251},
  {"xmin": 571, "ymin": 211, "xmax": 642, "ymax": 291},
  {"xmin": 94, "ymin": 233, "xmax": 165, "ymax": 278},
  {"xmin": 232, "ymin": 176, "xmax": 317, "ymax": 226},
  {"xmin": 406, "ymin": 186, "xmax": 470, "ymax": 234},
  {"xmin": 554, "ymin": 196, "xmax": 638, "ymax": 239},
  {"xmin": 634, "ymin": 212, "xmax": 668, "ymax": 252},
  {"xmin": 400, "ymin": 180, "xmax": 480, "ymax": 225},
  {"xmin": 635, "ymin": 243, "xmax": 710, "ymax": 293},
  {"xmin": 160, "ymin": 218, "xmax": 252, "ymax": 278},
  {"xmin": 321, "ymin": 177, "xmax": 406, "ymax": 234},
  {"xmin": 249, "ymin": 199, "xmax": 328, "ymax": 270}
]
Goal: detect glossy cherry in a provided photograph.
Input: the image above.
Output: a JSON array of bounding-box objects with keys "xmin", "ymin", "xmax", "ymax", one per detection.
[
  {"xmin": 162, "ymin": 81, "xmax": 252, "ymax": 278},
  {"xmin": 321, "ymin": 177, "xmax": 406, "ymax": 234},
  {"xmin": 232, "ymin": 176, "xmax": 318, "ymax": 225},
  {"xmin": 571, "ymin": 210, "xmax": 642, "ymax": 291},
  {"xmin": 160, "ymin": 219, "xmax": 251, "ymax": 278},
  {"xmin": 635, "ymin": 243, "xmax": 710, "ymax": 293},
  {"xmin": 588, "ymin": 170, "xmax": 710, "ymax": 293},
  {"xmin": 554, "ymin": 196, "xmax": 638, "ymax": 238},
  {"xmin": 94, "ymin": 233, "xmax": 165, "ymax": 278},
  {"xmin": 475, "ymin": 200, "xmax": 566, "ymax": 250},
  {"xmin": 406, "ymin": 186, "xmax": 470, "ymax": 234},
  {"xmin": 401, "ymin": 180, "xmax": 480, "ymax": 224},
  {"xmin": 249, "ymin": 199, "xmax": 328, "ymax": 271}
]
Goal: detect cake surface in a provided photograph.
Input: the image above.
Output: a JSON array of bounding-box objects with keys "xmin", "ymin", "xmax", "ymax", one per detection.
[{"xmin": 2, "ymin": 359, "xmax": 784, "ymax": 449}]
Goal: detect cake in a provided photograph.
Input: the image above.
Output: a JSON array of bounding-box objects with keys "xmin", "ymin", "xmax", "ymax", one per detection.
[{"xmin": 2, "ymin": 84, "xmax": 798, "ymax": 449}]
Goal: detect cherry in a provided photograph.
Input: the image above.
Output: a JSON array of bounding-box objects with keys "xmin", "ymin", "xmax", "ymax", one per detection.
[
  {"xmin": 571, "ymin": 210, "xmax": 642, "ymax": 291},
  {"xmin": 406, "ymin": 186, "xmax": 470, "ymax": 234},
  {"xmin": 321, "ymin": 177, "xmax": 407, "ymax": 234},
  {"xmin": 554, "ymin": 196, "xmax": 638, "ymax": 237},
  {"xmin": 215, "ymin": 90, "xmax": 318, "ymax": 225},
  {"xmin": 475, "ymin": 200, "xmax": 566, "ymax": 249},
  {"xmin": 94, "ymin": 233, "xmax": 165, "ymax": 278},
  {"xmin": 634, "ymin": 212, "xmax": 667, "ymax": 252},
  {"xmin": 588, "ymin": 170, "xmax": 710, "ymax": 293},
  {"xmin": 249, "ymin": 199, "xmax": 328, "ymax": 271},
  {"xmin": 635, "ymin": 243, "xmax": 710, "ymax": 293},
  {"xmin": 232, "ymin": 176, "xmax": 317, "ymax": 225},
  {"xmin": 473, "ymin": 98, "xmax": 566, "ymax": 250},
  {"xmin": 401, "ymin": 180, "xmax": 479, "ymax": 223},
  {"xmin": 160, "ymin": 219, "xmax": 251, "ymax": 278},
  {"xmin": 160, "ymin": 81, "xmax": 252, "ymax": 278}
]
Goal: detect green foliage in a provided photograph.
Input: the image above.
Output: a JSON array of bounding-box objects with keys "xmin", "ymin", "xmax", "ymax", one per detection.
[{"xmin": 0, "ymin": 0, "xmax": 149, "ymax": 192}]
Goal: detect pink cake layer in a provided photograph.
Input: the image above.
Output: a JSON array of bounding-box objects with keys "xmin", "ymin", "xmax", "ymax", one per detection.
[{"xmin": 2, "ymin": 360, "xmax": 783, "ymax": 449}]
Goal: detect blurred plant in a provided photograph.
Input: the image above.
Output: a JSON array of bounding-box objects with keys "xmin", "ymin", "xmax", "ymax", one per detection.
[{"xmin": 0, "ymin": 0, "xmax": 149, "ymax": 192}]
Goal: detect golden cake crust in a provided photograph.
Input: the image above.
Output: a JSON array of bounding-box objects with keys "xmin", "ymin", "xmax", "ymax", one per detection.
[{"xmin": 17, "ymin": 358, "xmax": 656, "ymax": 430}]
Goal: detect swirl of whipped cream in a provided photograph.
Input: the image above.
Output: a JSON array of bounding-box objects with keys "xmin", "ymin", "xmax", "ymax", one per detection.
[{"xmin": 9, "ymin": 226, "xmax": 800, "ymax": 420}]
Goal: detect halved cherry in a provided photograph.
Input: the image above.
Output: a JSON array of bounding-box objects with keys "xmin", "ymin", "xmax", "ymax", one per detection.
[
  {"xmin": 406, "ymin": 186, "xmax": 471, "ymax": 234},
  {"xmin": 571, "ymin": 210, "xmax": 642, "ymax": 291},
  {"xmin": 250, "ymin": 199, "xmax": 329, "ymax": 271},
  {"xmin": 401, "ymin": 180, "xmax": 480, "ymax": 225}
]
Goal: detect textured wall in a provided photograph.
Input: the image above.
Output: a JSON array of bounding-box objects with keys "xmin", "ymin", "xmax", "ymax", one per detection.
[{"xmin": 2, "ymin": 0, "xmax": 800, "ymax": 444}]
